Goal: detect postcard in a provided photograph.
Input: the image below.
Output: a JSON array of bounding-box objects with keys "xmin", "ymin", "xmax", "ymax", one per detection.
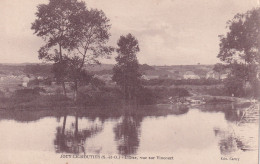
[{"xmin": 0, "ymin": 0, "xmax": 259, "ymax": 164}]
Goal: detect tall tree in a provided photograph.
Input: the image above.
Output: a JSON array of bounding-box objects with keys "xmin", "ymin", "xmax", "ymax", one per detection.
[
  {"xmin": 112, "ymin": 34, "xmax": 141, "ymax": 101},
  {"xmin": 32, "ymin": 0, "xmax": 113, "ymax": 100},
  {"xmin": 217, "ymin": 8, "xmax": 260, "ymax": 97},
  {"xmin": 218, "ymin": 8, "xmax": 260, "ymax": 65},
  {"xmin": 68, "ymin": 8, "xmax": 113, "ymax": 100},
  {"xmin": 32, "ymin": 0, "xmax": 86, "ymax": 96},
  {"xmin": 213, "ymin": 63, "xmax": 227, "ymax": 80}
]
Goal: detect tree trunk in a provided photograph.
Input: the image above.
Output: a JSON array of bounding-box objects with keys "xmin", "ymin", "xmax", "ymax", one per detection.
[
  {"xmin": 75, "ymin": 114, "xmax": 78, "ymax": 137},
  {"xmin": 123, "ymin": 83, "xmax": 127, "ymax": 103},
  {"xmin": 62, "ymin": 82, "xmax": 67, "ymax": 97},
  {"xmin": 58, "ymin": 43, "xmax": 67, "ymax": 97},
  {"xmin": 128, "ymin": 87, "xmax": 131, "ymax": 101},
  {"xmin": 62, "ymin": 115, "xmax": 67, "ymax": 135},
  {"xmin": 73, "ymin": 81, "xmax": 78, "ymax": 102}
]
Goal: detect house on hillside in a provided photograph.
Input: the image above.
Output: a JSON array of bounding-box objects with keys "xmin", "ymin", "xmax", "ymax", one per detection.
[
  {"xmin": 0, "ymin": 75, "xmax": 7, "ymax": 81},
  {"xmin": 167, "ymin": 74, "xmax": 182, "ymax": 80},
  {"xmin": 29, "ymin": 76, "xmax": 36, "ymax": 81},
  {"xmin": 144, "ymin": 75, "xmax": 159, "ymax": 80},
  {"xmin": 94, "ymin": 74, "xmax": 112, "ymax": 82},
  {"xmin": 141, "ymin": 75, "xmax": 150, "ymax": 80},
  {"xmin": 22, "ymin": 76, "xmax": 30, "ymax": 87},
  {"xmin": 37, "ymin": 76, "xmax": 44, "ymax": 80},
  {"xmin": 168, "ymin": 70, "xmax": 180, "ymax": 74},
  {"xmin": 141, "ymin": 75, "xmax": 160, "ymax": 80},
  {"xmin": 23, "ymin": 76, "xmax": 30, "ymax": 82},
  {"xmin": 220, "ymin": 73, "xmax": 228, "ymax": 80},
  {"xmin": 144, "ymin": 69, "xmax": 165, "ymax": 80},
  {"xmin": 206, "ymin": 71, "xmax": 220, "ymax": 79},
  {"xmin": 183, "ymin": 71, "xmax": 200, "ymax": 79}
]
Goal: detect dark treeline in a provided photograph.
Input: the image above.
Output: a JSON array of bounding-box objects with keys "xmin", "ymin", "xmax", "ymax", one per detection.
[
  {"xmin": 24, "ymin": 64, "xmax": 52, "ymax": 76},
  {"xmin": 142, "ymin": 78, "xmax": 221, "ymax": 86},
  {"xmin": 0, "ymin": 85, "xmax": 190, "ymax": 109}
]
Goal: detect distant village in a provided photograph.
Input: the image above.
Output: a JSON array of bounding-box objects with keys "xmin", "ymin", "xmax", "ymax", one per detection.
[
  {"xmin": 0, "ymin": 63, "xmax": 232, "ymax": 96},
  {"xmin": 141, "ymin": 69, "xmax": 229, "ymax": 81}
]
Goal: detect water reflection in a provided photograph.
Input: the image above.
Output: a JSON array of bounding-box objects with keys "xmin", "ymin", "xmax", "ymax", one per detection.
[
  {"xmin": 214, "ymin": 128, "xmax": 241, "ymax": 155},
  {"xmin": 214, "ymin": 126, "xmax": 258, "ymax": 155},
  {"xmin": 212, "ymin": 103, "xmax": 259, "ymax": 155},
  {"xmin": 113, "ymin": 114, "xmax": 142, "ymax": 155},
  {"xmin": 54, "ymin": 113, "xmax": 103, "ymax": 154},
  {"xmin": 0, "ymin": 103, "xmax": 258, "ymax": 160},
  {"xmin": 198, "ymin": 103, "xmax": 251, "ymax": 123}
]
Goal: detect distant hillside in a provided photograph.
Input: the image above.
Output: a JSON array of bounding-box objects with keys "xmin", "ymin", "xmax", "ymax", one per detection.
[
  {"xmin": 0, "ymin": 64, "xmax": 27, "ymax": 75},
  {"xmin": 84, "ymin": 64, "xmax": 114, "ymax": 72},
  {"xmin": 0, "ymin": 63, "xmax": 214, "ymax": 78},
  {"xmin": 153, "ymin": 65, "xmax": 214, "ymax": 78}
]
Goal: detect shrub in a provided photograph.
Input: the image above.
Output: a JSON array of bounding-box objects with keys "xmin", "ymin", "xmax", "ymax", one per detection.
[
  {"xmin": 224, "ymin": 76, "xmax": 245, "ymax": 97},
  {"xmin": 14, "ymin": 88, "xmax": 40, "ymax": 97},
  {"xmin": 12, "ymin": 88, "xmax": 41, "ymax": 104},
  {"xmin": 76, "ymin": 86, "xmax": 122, "ymax": 106},
  {"xmin": 28, "ymin": 79, "xmax": 40, "ymax": 86},
  {"xmin": 42, "ymin": 78, "xmax": 52, "ymax": 85},
  {"xmin": 136, "ymin": 87, "xmax": 156, "ymax": 105}
]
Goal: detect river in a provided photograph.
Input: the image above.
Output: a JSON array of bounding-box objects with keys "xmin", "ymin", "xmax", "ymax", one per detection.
[{"xmin": 0, "ymin": 103, "xmax": 258, "ymax": 164}]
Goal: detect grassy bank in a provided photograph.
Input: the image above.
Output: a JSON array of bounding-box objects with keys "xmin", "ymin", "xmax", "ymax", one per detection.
[
  {"xmin": 1, "ymin": 79, "xmax": 257, "ymax": 110},
  {"xmin": 0, "ymin": 86, "xmax": 191, "ymax": 110}
]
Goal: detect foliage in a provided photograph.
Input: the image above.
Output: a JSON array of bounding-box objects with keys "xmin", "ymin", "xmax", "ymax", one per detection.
[
  {"xmin": 218, "ymin": 8, "xmax": 260, "ymax": 64},
  {"xmin": 90, "ymin": 77, "xmax": 106, "ymax": 88},
  {"xmin": 76, "ymin": 86, "xmax": 122, "ymax": 106},
  {"xmin": 222, "ymin": 62, "xmax": 259, "ymax": 97},
  {"xmin": 75, "ymin": 86, "xmax": 183, "ymax": 106},
  {"xmin": 28, "ymin": 79, "xmax": 40, "ymax": 86},
  {"xmin": 213, "ymin": 63, "xmax": 228, "ymax": 78},
  {"xmin": 42, "ymin": 78, "xmax": 53, "ymax": 85},
  {"xmin": 32, "ymin": 0, "xmax": 113, "ymax": 99},
  {"xmin": 153, "ymin": 87, "xmax": 190, "ymax": 98},
  {"xmin": 205, "ymin": 97, "xmax": 233, "ymax": 104},
  {"xmin": 217, "ymin": 7, "xmax": 260, "ymax": 97},
  {"xmin": 145, "ymin": 87, "xmax": 190, "ymax": 104},
  {"xmin": 11, "ymin": 88, "xmax": 41, "ymax": 104},
  {"xmin": 24, "ymin": 64, "xmax": 52, "ymax": 76},
  {"xmin": 193, "ymin": 86, "xmax": 228, "ymax": 96},
  {"xmin": 139, "ymin": 64, "xmax": 155, "ymax": 72},
  {"xmin": 135, "ymin": 87, "xmax": 156, "ymax": 105},
  {"xmin": 70, "ymin": 8, "xmax": 114, "ymax": 65},
  {"xmin": 224, "ymin": 74, "xmax": 245, "ymax": 97},
  {"xmin": 14, "ymin": 88, "xmax": 41, "ymax": 97},
  {"xmin": 112, "ymin": 34, "xmax": 142, "ymax": 100}
]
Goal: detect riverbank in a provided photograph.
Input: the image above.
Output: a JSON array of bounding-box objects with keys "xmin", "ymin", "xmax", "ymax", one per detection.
[{"xmin": 0, "ymin": 82, "xmax": 258, "ymax": 111}]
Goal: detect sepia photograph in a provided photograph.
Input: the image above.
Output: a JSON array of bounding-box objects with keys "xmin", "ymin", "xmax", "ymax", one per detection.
[{"xmin": 0, "ymin": 0, "xmax": 259, "ymax": 163}]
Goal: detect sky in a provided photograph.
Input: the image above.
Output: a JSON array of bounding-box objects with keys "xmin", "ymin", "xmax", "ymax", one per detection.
[{"xmin": 0, "ymin": 0, "xmax": 259, "ymax": 65}]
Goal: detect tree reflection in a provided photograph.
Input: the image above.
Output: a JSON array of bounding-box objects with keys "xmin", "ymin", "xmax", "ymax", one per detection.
[
  {"xmin": 54, "ymin": 113, "xmax": 103, "ymax": 154},
  {"xmin": 113, "ymin": 114, "xmax": 142, "ymax": 155},
  {"xmin": 199, "ymin": 103, "xmax": 245, "ymax": 123},
  {"xmin": 224, "ymin": 107, "xmax": 245, "ymax": 123},
  {"xmin": 213, "ymin": 103, "xmax": 258, "ymax": 155},
  {"xmin": 214, "ymin": 127, "xmax": 253, "ymax": 155}
]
